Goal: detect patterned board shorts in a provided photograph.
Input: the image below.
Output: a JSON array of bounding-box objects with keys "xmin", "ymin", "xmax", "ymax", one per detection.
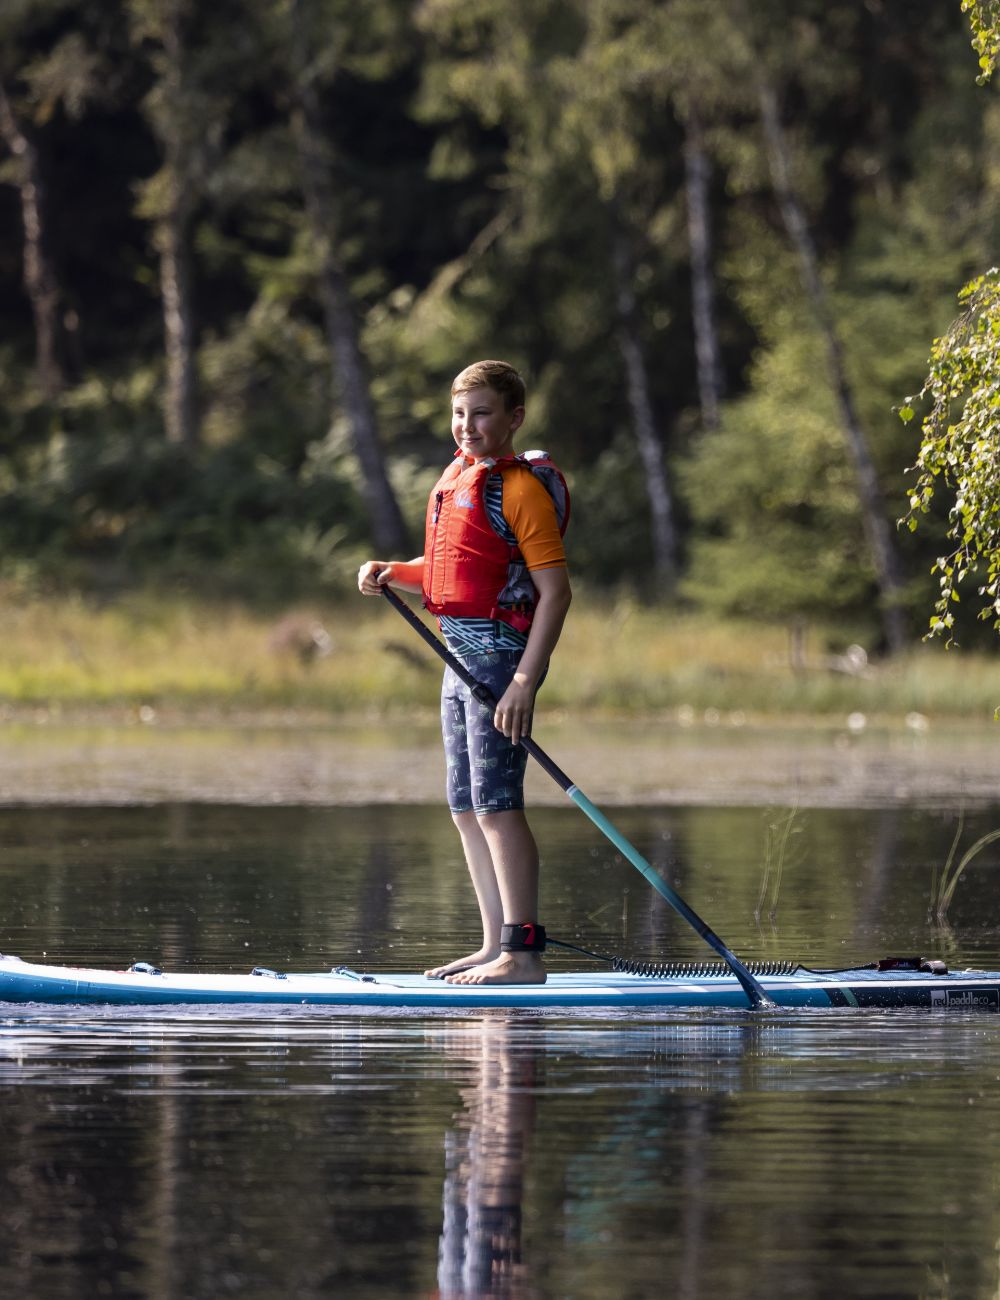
[{"xmin": 440, "ymin": 649, "xmax": 535, "ymax": 815}]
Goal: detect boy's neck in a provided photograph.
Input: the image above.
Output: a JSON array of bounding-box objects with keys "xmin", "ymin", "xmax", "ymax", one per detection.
[{"xmin": 463, "ymin": 440, "xmax": 516, "ymax": 464}]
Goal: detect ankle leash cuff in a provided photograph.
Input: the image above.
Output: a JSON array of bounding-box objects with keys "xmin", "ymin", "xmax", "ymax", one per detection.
[{"xmin": 500, "ymin": 923, "xmax": 547, "ymax": 952}]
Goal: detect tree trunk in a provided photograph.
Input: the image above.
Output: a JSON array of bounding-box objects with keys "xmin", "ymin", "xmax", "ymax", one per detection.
[
  {"xmin": 158, "ymin": 183, "xmax": 199, "ymax": 446},
  {"xmin": 0, "ymin": 75, "xmax": 65, "ymax": 399},
  {"xmin": 157, "ymin": 5, "xmax": 199, "ymax": 447},
  {"xmin": 756, "ymin": 76, "xmax": 908, "ymax": 655},
  {"xmin": 611, "ymin": 224, "xmax": 679, "ymax": 594},
  {"xmin": 290, "ymin": 16, "xmax": 409, "ymax": 555},
  {"xmin": 683, "ymin": 104, "xmax": 724, "ymax": 431}
]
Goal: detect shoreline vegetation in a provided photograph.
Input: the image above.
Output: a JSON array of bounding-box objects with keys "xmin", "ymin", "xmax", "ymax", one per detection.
[{"xmin": 1, "ymin": 589, "xmax": 999, "ymax": 727}]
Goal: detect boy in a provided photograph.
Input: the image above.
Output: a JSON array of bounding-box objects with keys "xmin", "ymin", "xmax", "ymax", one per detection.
[{"xmin": 357, "ymin": 360, "xmax": 571, "ymax": 984}]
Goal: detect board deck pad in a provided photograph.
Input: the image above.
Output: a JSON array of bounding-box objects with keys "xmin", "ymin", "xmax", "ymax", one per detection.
[{"xmin": 2, "ymin": 954, "xmax": 1000, "ymax": 1011}]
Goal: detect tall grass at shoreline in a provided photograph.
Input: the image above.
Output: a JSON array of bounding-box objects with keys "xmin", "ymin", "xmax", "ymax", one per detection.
[{"xmin": 1, "ymin": 588, "xmax": 999, "ymax": 722}]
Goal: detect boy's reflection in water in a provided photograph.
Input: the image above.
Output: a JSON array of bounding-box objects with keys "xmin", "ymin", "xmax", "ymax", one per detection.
[
  {"xmin": 436, "ymin": 1018, "xmax": 538, "ymax": 1299},
  {"xmin": 431, "ymin": 1016, "xmax": 738, "ymax": 1299}
]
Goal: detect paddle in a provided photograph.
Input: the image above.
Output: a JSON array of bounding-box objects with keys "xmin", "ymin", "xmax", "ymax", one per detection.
[{"xmin": 379, "ymin": 583, "xmax": 773, "ymax": 1010}]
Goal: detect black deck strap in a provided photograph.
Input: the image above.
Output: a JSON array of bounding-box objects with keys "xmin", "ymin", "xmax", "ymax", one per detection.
[
  {"xmin": 500, "ymin": 922, "xmax": 547, "ymax": 952},
  {"xmin": 331, "ymin": 966, "xmax": 377, "ymax": 983},
  {"xmin": 876, "ymin": 956, "xmax": 949, "ymax": 974}
]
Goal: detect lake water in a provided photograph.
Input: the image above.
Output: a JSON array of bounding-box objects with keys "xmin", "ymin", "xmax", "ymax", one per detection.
[{"xmin": 3, "ymin": 793, "xmax": 1000, "ymax": 1297}]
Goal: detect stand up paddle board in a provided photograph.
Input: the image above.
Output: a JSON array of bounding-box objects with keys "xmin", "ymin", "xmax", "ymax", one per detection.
[{"xmin": 2, "ymin": 953, "xmax": 999, "ymax": 1010}]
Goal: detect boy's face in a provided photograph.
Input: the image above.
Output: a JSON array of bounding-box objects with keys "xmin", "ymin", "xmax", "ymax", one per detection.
[{"xmin": 451, "ymin": 385, "xmax": 524, "ymax": 462}]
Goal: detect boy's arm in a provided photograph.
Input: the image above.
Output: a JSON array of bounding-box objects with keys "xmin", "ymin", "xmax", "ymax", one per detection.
[
  {"xmin": 493, "ymin": 565, "xmax": 572, "ymax": 746},
  {"xmin": 358, "ymin": 558, "xmax": 424, "ymax": 595}
]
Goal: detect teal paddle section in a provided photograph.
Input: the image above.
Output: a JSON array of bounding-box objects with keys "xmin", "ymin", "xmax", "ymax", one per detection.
[
  {"xmin": 562, "ymin": 783, "xmax": 772, "ymax": 1005},
  {"xmin": 379, "ymin": 585, "xmax": 773, "ymax": 1010}
]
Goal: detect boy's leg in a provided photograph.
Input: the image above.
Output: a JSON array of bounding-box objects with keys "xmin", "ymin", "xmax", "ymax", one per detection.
[
  {"xmin": 434, "ymin": 646, "xmax": 546, "ymax": 985},
  {"xmin": 428, "ymin": 661, "xmax": 506, "ymax": 978},
  {"xmin": 424, "ymin": 810, "xmax": 504, "ymax": 978},
  {"xmin": 444, "ymin": 809, "xmax": 545, "ymax": 986}
]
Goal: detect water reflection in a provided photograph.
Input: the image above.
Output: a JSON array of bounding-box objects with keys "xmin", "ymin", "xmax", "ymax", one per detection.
[
  {"xmin": 4, "ymin": 800, "xmax": 1000, "ymax": 1297},
  {"xmin": 4, "ymin": 1005, "xmax": 1000, "ymax": 1297},
  {"xmin": 437, "ymin": 1019, "xmax": 536, "ymax": 1299},
  {"xmin": 4, "ymin": 801, "xmax": 1000, "ymax": 977}
]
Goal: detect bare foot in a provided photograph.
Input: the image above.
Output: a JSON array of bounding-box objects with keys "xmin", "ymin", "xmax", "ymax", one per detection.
[
  {"xmin": 444, "ymin": 952, "xmax": 546, "ymax": 986},
  {"xmin": 425, "ymin": 947, "xmax": 499, "ymax": 979}
]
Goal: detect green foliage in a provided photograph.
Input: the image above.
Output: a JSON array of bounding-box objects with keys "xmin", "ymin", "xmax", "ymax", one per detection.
[
  {"xmin": 0, "ymin": 0, "xmax": 996, "ymax": 626},
  {"xmin": 897, "ymin": 2, "xmax": 1000, "ymax": 641},
  {"xmin": 902, "ymin": 268, "xmax": 1000, "ymax": 638},
  {"xmin": 0, "ymin": 345, "xmax": 368, "ymax": 595},
  {"xmin": 963, "ymin": 0, "xmax": 1000, "ymax": 80},
  {"xmin": 680, "ymin": 306, "xmax": 879, "ymax": 624}
]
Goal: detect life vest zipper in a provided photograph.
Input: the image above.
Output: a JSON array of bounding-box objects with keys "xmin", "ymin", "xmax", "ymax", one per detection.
[{"xmin": 423, "ymin": 490, "xmax": 446, "ymax": 606}]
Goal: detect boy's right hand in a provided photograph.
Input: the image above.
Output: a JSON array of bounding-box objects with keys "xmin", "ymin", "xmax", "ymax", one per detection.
[{"xmin": 357, "ymin": 561, "xmax": 392, "ymax": 595}]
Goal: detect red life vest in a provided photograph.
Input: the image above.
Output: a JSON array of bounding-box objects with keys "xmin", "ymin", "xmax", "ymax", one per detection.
[{"xmin": 422, "ymin": 449, "xmax": 570, "ymax": 633}]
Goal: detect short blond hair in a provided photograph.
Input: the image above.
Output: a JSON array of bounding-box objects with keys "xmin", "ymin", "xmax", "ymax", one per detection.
[{"xmin": 451, "ymin": 359, "xmax": 525, "ymax": 412}]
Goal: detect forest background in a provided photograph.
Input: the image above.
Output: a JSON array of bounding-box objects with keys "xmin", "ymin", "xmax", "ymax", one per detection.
[{"xmin": 1, "ymin": 0, "xmax": 999, "ymax": 718}]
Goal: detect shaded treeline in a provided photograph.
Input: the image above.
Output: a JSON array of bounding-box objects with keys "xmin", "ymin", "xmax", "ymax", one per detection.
[{"xmin": 0, "ymin": 0, "xmax": 996, "ymax": 649}]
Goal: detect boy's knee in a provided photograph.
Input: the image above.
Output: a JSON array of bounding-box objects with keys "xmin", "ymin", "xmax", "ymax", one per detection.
[{"xmin": 476, "ymin": 806, "xmax": 528, "ymax": 832}]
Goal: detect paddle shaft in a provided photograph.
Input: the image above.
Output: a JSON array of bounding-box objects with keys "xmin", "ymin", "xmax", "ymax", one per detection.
[{"xmin": 380, "ymin": 584, "xmax": 771, "ymax": 1009}]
